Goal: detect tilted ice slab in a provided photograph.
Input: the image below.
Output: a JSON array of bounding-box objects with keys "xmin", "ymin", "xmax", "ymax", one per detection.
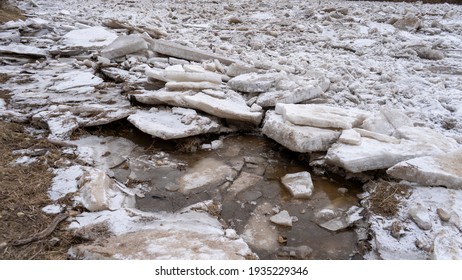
[
  {"xmin": 396, "ymin": 126, "xmax": 461, "ymax": 153},
  {"xmin": 0, "ymin": 43, "xmax": 47, "ymax": 58},
  {"xmin": 146, "ymin": 64, "xmax": 224, "ymax": 84},
  {"xmin": 62, "ymin": 26, "xmax": 117, "ymax": 48},
  {"xmin": 100, "ymin": 34, "xmax": 149, "ymax": 59},
  {"xmin": 262, "ymin": 111, "xmax": 340, "ymax": 153},
  {"xmin": 150, "ymin": 39, "xmax": 236, "ymax": 65},
  {"xmin": 275, "ymin": 103, "xmax": 369, "ymax": 129},
  {"xmin": 326, "ymin": 137, "xmax": 445, "ymax": 173},
  {"xmin": 132, "ymin": 89, "xmax": 262, "ymax": 124},
  {"xmin": 227, "ymin": 72, "xmax": 327, "ymax": 107},
  {"xmin": 68, "ymin": 206, "xmax": 255, "ymax": 260},
  {"xmin": 127, "ymin": 107, "xmax": 231, "ymax": 140},
  {"xmin": 361, "ymin": 107, "xmax": 414, "ymax": 136},
  {"xmin": 387, "ymin": 150, "xmax": 462, "ymax": 189},
  {"xmin": 227, "ymin": 72, "xmax": 285, "ymax": 93},
  {"xmin": 32, "ymin": 104, "xmax": 132, "ymax": 140},
  {"xmin": 130, "ymin": 89, "xmax": 192, "ymax": 107},
  {"xmin": 256, "ymin": 84, "xmax": 323, "ymax": 107},
  {"xmin": 183, "ymin": 91, "xmax": 263, "ymax": 124}
]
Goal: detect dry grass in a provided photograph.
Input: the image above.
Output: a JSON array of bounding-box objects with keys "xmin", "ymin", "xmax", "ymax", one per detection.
[
  {"xmin": 366, "ymin": 180, "xmax": 409, "ymax": 218},
  {"xmin": 0, "ymin": 121, "xmax": 81, "ymax": 259},
  {"xmin": 0, "ymin": 1, "xmax": 25, "ymax": 23}
]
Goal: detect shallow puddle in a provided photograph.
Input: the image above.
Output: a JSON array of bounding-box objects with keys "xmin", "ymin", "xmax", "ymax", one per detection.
[{"xmin": 84, "ymin": 121, "xmax": 363, "ymax": 259}]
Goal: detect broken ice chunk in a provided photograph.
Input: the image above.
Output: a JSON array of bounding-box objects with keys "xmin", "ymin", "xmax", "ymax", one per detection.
[
  {"xmin": 262, "ymin": 111, "xmax": 340, "ymax": 153},
  {"xmin": 0, "ymin": 43, "xmax": 47, "ymax": 58},
  {"xmin": 101, "ymin": 34, "xmax": 149, "ymax": 59},
  {"xmin": 326, "ymin": 137, "xmax": 444, "ymax": 173},
  {"xmin": 270, "ymin": 210, "xmax": 293, "ymax": 226},
  {"xmin": 275, "ymin": 103, "xmax": 369, "ymax": 129},
  {"xmin": 281, "ymin": 171, "xmax": 314, "ymax": 198},
  {"xmin": 408, "ymin": 203, "xmax": 432, "ymax": 230},
  {"xmin": 151, "ymin": 39, "xmax": 236, "ymax": 65},
  {"xmin": 339, "ymin": 129, "xmax": 361, "ymax": 145},
  {"xmin": 387, "ymin": 150, "xmax": 462, "ymax": 189},
  {"xmin": 127, "ymin": 107, "xmax": 229, "ymax": 140}
]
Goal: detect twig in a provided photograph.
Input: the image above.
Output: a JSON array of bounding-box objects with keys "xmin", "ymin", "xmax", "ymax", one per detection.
[{"xmin": 11, "ymin": 213, "xmax": 69, "ymax": 246}]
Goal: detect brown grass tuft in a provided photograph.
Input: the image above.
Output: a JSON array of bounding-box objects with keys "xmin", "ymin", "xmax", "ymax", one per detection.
[{"xmin": 366, "ymin": 180, "xmax": 409, "ymax": 218}]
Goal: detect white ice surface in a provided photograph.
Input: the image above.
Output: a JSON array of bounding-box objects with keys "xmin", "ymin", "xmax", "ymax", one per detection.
[
  {"xmin": 62, "ymin": 26, "xmax": 117, "ymax": 48},
  {"xmin": 49, "ymin": 166, "xmax": 83, "ymax": 201}
]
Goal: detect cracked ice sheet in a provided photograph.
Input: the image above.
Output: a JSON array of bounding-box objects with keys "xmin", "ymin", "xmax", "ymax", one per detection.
[
  {"xmin": 127, "ymin": 107, "xmax": 232, "ymax": 140},
  {"xmin": 68, "ymin": 206, "xmax": 255, "ymax": 260},
  {"xmin": 49, "ymin": 71, "xmax": 103, "ymax": 92},
  {"xmin": 69, "ymin": 135, "xmax": 140, "ymax": 176}
]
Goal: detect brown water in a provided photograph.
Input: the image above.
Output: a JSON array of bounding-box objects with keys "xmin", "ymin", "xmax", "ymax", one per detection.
[{"xmin": 87, "ymin": 121, "xmax": 363, "ymax": 259}]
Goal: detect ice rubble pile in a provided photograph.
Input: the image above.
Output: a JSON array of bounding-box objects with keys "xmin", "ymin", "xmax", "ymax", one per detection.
[{"xmin": 2, "ymin": 0, "xmax": 462, "ymax": 260}]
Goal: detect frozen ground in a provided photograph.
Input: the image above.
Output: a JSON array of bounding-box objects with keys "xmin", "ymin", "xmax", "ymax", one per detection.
[{"xmin": 1, "ymin": 0, "xmax": 462, "ymax": 259}]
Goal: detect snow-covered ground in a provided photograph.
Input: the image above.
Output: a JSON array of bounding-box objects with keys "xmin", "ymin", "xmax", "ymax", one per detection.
[{"xmin": 1, "ymin": 0, "xmax": 462, "ymax": 259}]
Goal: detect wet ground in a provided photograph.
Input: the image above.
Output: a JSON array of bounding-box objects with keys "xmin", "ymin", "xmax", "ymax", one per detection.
[{"xmin": 85, "ymin": 121, "xmax": 363, "ymax": 259}]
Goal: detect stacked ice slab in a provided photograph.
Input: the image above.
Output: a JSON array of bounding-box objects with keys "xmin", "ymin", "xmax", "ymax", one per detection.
[{"xmin": 263, "ymin": 104, "xmax": 462, "ymax": 189}]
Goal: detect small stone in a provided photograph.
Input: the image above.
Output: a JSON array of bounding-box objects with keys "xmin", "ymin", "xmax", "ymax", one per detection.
[
  {"xmin": 409, "ymin": 203, "xmax": 432, "ymax": 230},
  {"xmin": 437, "ymin": 208, "xmax": 451, "ymax": 222},
  {"xmin": 270, "ymin": 210, "xmax": 292, "ymax": 226},
  {"xmin": 0, "ymin": 242, "xmax": 7, "ymax": 250},
  {"xmin": 16, "ymin": 212, "xmax": 25, "ymax": 217}
]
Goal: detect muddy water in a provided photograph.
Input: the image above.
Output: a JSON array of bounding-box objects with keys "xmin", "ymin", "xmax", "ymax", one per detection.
[{"xmin": 87, "ymin": 122, "xmax": 363, "ymax": 259}]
